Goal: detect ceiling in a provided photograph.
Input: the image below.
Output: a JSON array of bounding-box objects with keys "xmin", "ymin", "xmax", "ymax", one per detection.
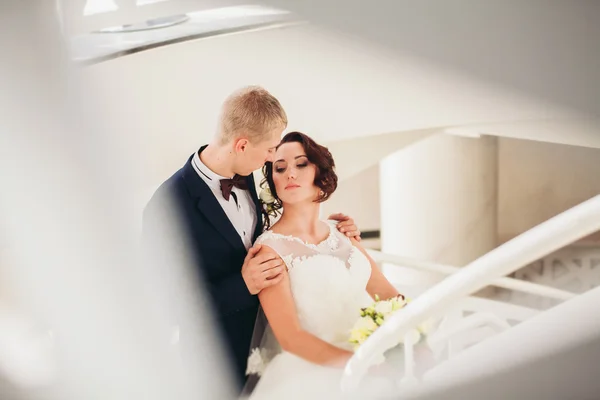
[{"xmin": 65, "ymin": 0, "xmax": 600, "ymax": 189}]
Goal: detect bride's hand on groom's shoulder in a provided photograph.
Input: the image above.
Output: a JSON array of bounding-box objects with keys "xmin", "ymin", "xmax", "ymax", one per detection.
[
  {"xmin": 242, "ymin": 244, "xmax": 286, "ymax": 295},
  {"xmin": 328, "ymin": 213, "xmax": 361, "ymax": 241}
]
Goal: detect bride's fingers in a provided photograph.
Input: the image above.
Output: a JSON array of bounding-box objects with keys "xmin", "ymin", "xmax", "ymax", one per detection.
[
  {"xmin": 336, "ymin": 221, "xmax": 358, "ymax": 235},
  {"xmin": 328, "ymin": 213, "xmax": 349, "ymax": 221},
  {"xmin": 342, "ymin": 229, "xmax": 361, "ymax": 238},
  {"xmin": 336, "ymin": 219, "xmax": 354, "ymax": 229}
]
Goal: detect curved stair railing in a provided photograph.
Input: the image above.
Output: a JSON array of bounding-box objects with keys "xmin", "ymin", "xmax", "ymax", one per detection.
[
  {"xmin": 423, "ymin": 296, "xmax": 539, "ymax": 363},
  {"xmin": 364, "ymin": 250, "xmax": 567, "ymax": 381},
  {"xmin": 341, "ymin": 194, "xmax": 600, "ymax": 393},
  {"xmin": 367, "ymin": 250, "xmax": 575, "ymax": 302}
]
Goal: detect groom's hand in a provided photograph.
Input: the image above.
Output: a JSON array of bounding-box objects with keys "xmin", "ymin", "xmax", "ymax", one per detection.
[
  {"xmin": 329, "ymin": 213, "xmax": 362, "ymax": 242},
  {"xmin": 242, "ymin": 244, "xmax": 285, "ymax": 295}
]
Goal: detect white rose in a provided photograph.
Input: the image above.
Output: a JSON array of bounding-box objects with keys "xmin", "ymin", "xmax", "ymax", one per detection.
[
  {"xmin": 354, "ymin": 316, "xmax": 378, "ymax": 332},
  {"xmin": 374, "ymin": 300, "xmax": 393, "ymax": 315},
  {"xmin": 349, "ymin": 328, "xmax": 368, "ymax": 345},
  {"xmin": 259, "ymin": 187, "xmax": 276, "ymax": 204}
]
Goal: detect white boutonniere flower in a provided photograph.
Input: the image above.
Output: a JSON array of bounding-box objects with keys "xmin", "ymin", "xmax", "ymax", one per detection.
[
  {"xmin": 259, "ymin": 187, "xmax": 276, "ymax": 205},
  {"xmin": 259, "ymin": 187, "xmax": 280, "ymax": 218}
]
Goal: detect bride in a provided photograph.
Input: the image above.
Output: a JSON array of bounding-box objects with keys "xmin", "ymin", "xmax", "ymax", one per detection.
[{"xmin": 245, "ymin": 132, "xmax": 410, "ymax": 399}]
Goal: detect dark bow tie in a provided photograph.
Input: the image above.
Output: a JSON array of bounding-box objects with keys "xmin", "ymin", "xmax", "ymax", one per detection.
[{"xmin": 220, "ymin": 174, "xmax": 248, "ymax": 201}]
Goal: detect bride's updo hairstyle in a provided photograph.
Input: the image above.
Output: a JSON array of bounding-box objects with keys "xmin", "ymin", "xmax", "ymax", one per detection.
[{"xmin": 261, "ymin": 131, "xmax": 338, "ymax": 229}]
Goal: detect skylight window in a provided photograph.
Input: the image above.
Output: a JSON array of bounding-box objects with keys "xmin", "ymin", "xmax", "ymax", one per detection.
[{"xmin": 83, "ymin": 0, "xmax": 170, "ymax": 16}]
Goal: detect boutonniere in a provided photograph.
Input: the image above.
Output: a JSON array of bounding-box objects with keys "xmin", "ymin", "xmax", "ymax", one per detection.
[
  {"xmin": 259, "ymin": 187, "xmax": 277, "ymax": 213},
  {"xmin": 258, "ymin": 186, "xmax": 281, "ymax": 230}
]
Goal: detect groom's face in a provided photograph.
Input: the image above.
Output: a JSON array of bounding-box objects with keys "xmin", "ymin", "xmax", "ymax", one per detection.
[{"xmin": 235, "ymin": 128, "xmax": 282, "ymax": 175}]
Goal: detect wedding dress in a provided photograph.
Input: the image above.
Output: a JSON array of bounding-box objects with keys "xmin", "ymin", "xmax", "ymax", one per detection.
[{"xmin": 245, "ymin": 220, "xmax": 396, "ymax": 400}]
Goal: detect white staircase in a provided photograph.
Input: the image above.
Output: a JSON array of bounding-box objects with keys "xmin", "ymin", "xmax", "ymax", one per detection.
[
  {"xmin": 413, "ymin": 285, "xmax": 600, "ymax": 400},
  {"xmin": 341, "ymin": 195, "xmax": 600, "ymax": 397}
]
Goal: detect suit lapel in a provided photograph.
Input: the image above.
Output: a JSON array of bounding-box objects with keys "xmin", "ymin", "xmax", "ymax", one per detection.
[
  {"xmin": 246, "ymin": 172, "xmax": 264, "ymax": 241},
  {"xmin": 182, "ymin": 150, "xmax": 245, "ymax": 251}
]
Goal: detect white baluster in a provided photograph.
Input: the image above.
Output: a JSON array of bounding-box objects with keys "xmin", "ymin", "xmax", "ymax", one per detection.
[{"xmin": 399, "ymin": 329, "xmax": 420, "ymax": 386}]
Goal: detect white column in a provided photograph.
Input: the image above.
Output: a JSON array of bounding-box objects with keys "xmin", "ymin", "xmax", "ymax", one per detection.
[{"xmin": 380, "ymin": 133, "xmax": 498, "ymax": 295}]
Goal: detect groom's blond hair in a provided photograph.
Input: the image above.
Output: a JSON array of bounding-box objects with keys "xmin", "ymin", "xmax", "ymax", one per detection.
[{"xmin": 218, "ymin": 86, "xmax": 287, "ymax": 145}]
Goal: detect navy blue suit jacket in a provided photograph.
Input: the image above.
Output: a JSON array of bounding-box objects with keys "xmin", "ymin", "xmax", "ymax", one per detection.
[{"xmin": 142, "ymin": 146, "xmax": 263, "ymax": 388}]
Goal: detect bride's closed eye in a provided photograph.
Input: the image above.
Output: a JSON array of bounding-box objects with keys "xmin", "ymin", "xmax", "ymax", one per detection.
[{"xmin": 275, "ymin": 162, "xmax": 308, "ymax": 174}]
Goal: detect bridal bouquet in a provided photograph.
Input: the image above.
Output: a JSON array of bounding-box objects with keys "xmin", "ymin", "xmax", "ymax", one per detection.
[
  {"xmin": 348, "ymin": 295, "xmax": 422, "ymax": 350},
  {"xmin": 348, "ymin": 295, "xmax": 436, "ymax": 379}
]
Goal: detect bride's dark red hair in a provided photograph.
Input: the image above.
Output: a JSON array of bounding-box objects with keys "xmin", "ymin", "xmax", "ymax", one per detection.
[{"xmin": 261, "ymin": 131, "xmax": 338, "ymax": 229}]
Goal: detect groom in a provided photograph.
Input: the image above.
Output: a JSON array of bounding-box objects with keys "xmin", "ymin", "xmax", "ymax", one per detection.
[{"xmin": 142, "ymin": 86, "xmax": 361, "ymax": 390}]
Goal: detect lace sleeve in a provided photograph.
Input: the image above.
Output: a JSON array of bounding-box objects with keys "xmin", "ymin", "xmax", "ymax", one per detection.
[{"xmin": 254, "ymin": 231, "xmax": 322, "ymax": 272}]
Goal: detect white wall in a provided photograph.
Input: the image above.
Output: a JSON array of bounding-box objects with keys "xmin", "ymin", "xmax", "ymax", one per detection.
[
  {"xmin": 325, "ymin": 129, "xmax": 436, "ymax": 182},
  {"xmin": 80, "ymin": 22, "xmax": 583, "ymax": 195},
  {"xmin": 498, "ymin": 138, "xmax": 600, "ymax": 244},
  {"xmin": 321, "ymin": 165, "xmax": 380, "ymax": 233}
]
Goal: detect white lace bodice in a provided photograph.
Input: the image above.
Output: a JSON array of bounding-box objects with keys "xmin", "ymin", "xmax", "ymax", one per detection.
[{"xmin": 255, "ymin": 220, "xmax": 374, "ymax": 350}]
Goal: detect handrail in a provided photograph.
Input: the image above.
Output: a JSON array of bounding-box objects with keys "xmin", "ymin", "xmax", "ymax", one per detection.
[
  {"xmin": 342, "ymin": 195, "xmax": 600, "ymax": 392},
  {"xmin": 367, "ymin": 250, "xmax": 576, "ymax": 301}
]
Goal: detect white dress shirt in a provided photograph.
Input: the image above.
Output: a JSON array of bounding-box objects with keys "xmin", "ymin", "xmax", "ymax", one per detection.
[{"xmin": 192, "ymin": 151, "xmax": 257, "ymax": 250}]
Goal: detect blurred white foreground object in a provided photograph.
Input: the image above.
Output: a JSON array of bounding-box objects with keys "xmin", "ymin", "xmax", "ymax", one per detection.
[{"xmin": 0, "ymin": 1, "xmax": 233, "ymax": 399}]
